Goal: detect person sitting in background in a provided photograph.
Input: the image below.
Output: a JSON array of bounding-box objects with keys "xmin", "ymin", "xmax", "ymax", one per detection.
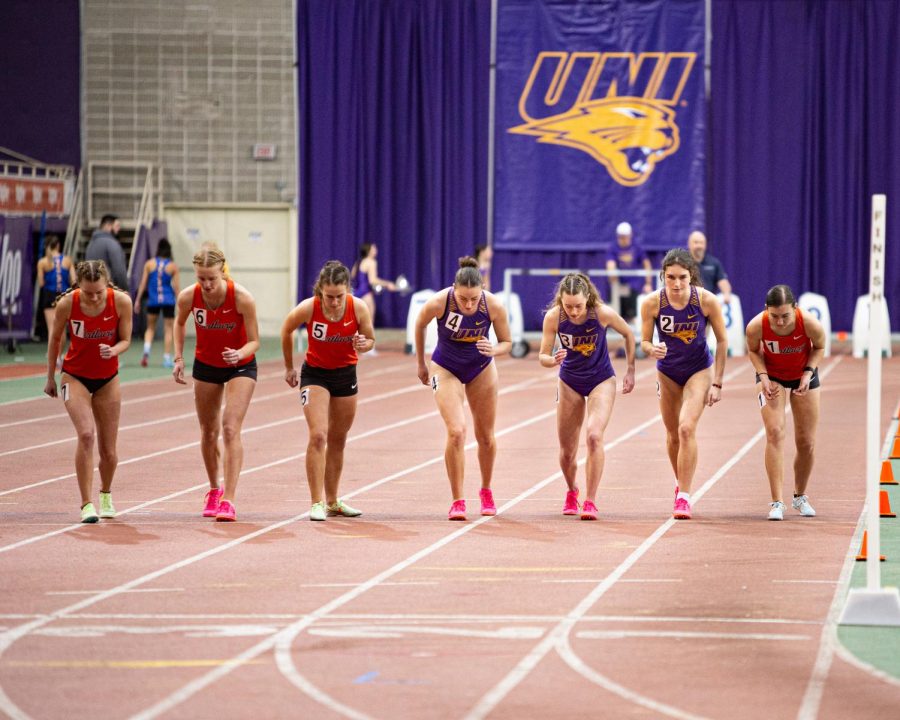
[
  {"xmin": 135, "ymin": 238, "xmax": 181, "ymax": 368},
  {"xmin": 606, "ymin": 221, "xmax": 653, "ymax": 323},
  {"xmin": 688, "ymin": 231, "xmax": 732, "ymax": 304},
  {"xmin": 85, "ymin": 215, "xmax": 129, "ymax": 291}
]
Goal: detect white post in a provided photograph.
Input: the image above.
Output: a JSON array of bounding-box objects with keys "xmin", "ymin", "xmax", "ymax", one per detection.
[{"xmin": 839, "ymin": 194, "xmax": 900, "ymax": 626}]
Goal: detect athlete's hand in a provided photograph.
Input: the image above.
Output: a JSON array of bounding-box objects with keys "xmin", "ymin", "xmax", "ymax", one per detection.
[
  {"xmin": 553, "ymin": 348, "xmax": 566, "ymax": 365},
  {"xmin": 476, "ymin": 338, "xmax": 493, "ymax": 357},
  {"xmin": 353, "ymin": 333, "xmax": 369, "ymax": 352},
  {"xmin": 647, "ymin": 342, "xmax": 667, "ymax": 359},
  {"xmin": 285, "ymin": 367, "xmax": 298, "ymax": 388},
  {"xmin": 44, "ymin": 378, "xmax": 58, "ymax": 398},
  {"xmin": 793, "ymin": 373, "xmax": 812, "ymax": 396},
  {"xmin": 621, "ymin": 367, "xmax": 635, "ymax": 394},
  {"xmin": 173, "ymin": 359, "xmax": 186, "ymax": 385},
  {"xmin": 760, "ymin": 376, "xmax": 778, "ymax": 400},
  {"xmin": 98, "ymin": 343, "xmax": 114, "ymax": 360},
  {"xmin": 222, "ymin": 347, "xmax": 241, "ymax": 365},
  {"xmin": 417, "ymin": 363, "xmax": 430, "ymax": 386},
  {"xmin": 706, "ymin": 384, "xmax": 722, "ymax": 407}
]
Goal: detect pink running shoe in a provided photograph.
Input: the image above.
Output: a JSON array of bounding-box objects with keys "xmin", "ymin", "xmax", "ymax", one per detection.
[
  {"xmin": 202, "ymin": 487, "xmax": 224, "ymax": 517},
  {"xmin": 563, "ymin": 488, "xmax": 580, "ymax": 515},
  {"xmin": 479, "ymin": 488, "xmax": 497, "ymax": 516},
  {"xmin": 580, "ymin": 499, "xmax": 598, "ymax": 521},
  {"xmin": 215, "ymin": 499, "xmax": 236, "ymax": 522},
  {"xmin": 673, "ymin": 497, "xmax": 692, "ymax": 520},
  {"xmin": 448, "ymin": 499, "xmax": 466, "ymax": 521}
]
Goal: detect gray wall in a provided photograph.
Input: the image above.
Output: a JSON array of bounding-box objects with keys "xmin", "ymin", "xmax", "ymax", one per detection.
[{"xmin": 82, "ymin": 0, "xmax": 296, "ymax": 205}]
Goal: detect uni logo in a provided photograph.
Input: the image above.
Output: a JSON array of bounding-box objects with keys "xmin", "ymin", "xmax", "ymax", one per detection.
[{"xmin": 509, "ymin": 51, "xmax": 697, "ymax": 186}]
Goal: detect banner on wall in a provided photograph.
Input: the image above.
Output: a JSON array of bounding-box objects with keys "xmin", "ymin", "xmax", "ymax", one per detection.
[
  {"xmin": 0, "ymin": 216, "xmax": 34, "ymax": 339},
  {"xmin": 494, "ymin": 0, "xmax": 706, "ymax": 250}
]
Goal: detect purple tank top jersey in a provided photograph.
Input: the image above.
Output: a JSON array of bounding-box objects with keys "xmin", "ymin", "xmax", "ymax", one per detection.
[
  {"xmin": 557, "ymin": 306, "xmax": 614, "ymax": 390},
  {"xmin": 355, "ymin": 266, "xmax": 372, "ymax": 297},
  {"xmin": 655, "ymin": 286, "xmax": 712, "ymax": 380},
  {"xmin": 431, "ymin": 288, "xmax": 492, "ymax": 383}
]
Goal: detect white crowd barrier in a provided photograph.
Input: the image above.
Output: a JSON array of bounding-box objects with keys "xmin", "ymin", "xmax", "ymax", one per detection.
[
  {"xmin": 404, "ymin": 289, "xmax": 437, "ymax": 354},
  {"xmin": 798, "ymin": 292, "xmax": 832, "ymax": 357},
  {"xmin": 851, "ymin": 295, "xmax": 892, "ymax": 359}
]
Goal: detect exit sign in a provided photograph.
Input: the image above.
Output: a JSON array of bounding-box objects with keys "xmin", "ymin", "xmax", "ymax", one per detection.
[{"xmin": 252, "ymin": 143, "xmax": 277, "ymax": 160}]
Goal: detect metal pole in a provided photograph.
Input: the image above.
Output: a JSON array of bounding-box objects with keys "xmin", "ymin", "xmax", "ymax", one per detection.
[{"xmin": 485, "ymin": 0, "xmax": 499, "ymax": 248}]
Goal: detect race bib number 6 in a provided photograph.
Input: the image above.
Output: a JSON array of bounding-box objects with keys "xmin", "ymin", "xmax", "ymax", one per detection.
[{"xmin": 193, "ymin": 308, "xmax": 207, "ymax": 327}]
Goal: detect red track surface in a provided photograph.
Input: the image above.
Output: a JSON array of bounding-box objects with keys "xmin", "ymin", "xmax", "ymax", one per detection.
[{"xmin": 1, "ymin": 352, "xmax": 898, "ymax": 719}]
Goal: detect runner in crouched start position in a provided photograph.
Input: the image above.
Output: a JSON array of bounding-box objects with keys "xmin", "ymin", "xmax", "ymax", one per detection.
[
  {"xmin": 415, "ymin": 257, "xmax": 512, "ymax": 521},
  {"xmin": 281, "ymin": 260, "xmax": 375, "ymax": 521}
]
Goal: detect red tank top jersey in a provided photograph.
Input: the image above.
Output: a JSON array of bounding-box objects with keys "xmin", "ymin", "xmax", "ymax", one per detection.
[
  {"xmin": 761, "ymin": 309, "xmax": 811, "ymax": 380},
  {"xmin": 63, "ymin": 289, "xmax": 120, "ymax": 379},
  {"xmin": 192, "ymin": 280, "xmax": 253, "ymax": 368},
  {"xmin": 305, "ymin": 296, "xmax": 358, "ymax": 369}
]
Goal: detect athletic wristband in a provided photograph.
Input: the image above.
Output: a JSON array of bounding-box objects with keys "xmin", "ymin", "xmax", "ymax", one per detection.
[
  {"xmin": 173, "ymin": 356, "xmax": 183, "ymax": 362},
  {"xmin": 712, "ymin": 383, "xmax": 722, "ymax": 389},
  {"xmin": 757, "ymin": 372, "xmax": 768, "ymax": 376},
  {"xmin": 803, "ymin": 366, "xmax": 815, "ymax": 373}
]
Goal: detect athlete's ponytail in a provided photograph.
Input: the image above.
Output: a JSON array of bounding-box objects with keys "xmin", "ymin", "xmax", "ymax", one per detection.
[
  {"xmin": 52, "ymin": 260, "xmax": 118, "ymax": 307},
  {"xmin": 313, "ymin": 260, "xmax": 351, "ymax": 298},
  {"xmin": 454, "ymin": 257, "xmax": 482, "ymax": 288}
]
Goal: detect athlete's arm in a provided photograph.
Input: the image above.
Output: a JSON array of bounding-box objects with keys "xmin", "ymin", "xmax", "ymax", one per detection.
[
  {"xmin": 702, "ymin": 288, "xmax": 727, "ymax": 405},
  {"xmin": 538, "ymin": 310, "xmax": 564, "ymax": 368},
  {"xmin": 599, "ymin": 304, "xmax": 636, "ymax": 393},
  {"xmin": 280, "ymin": 299, "xmax": 314, "ymax": 388},
  {"xmin": 353, "ymin": 296, "xmax": 376, "ymax": 354},
  {"xmin": 134, "ymin": 260, "xmax": 152, "ymax": 312},
  {"xmin": 172, "ymin": 285, "xmax": 194, "ymax": 384},
  {"xmin": 639, "ymin": 292, "xmax": 665, "ymax": 359},
  {"xmin": 101, "ymin": 291, "xmax": 133, "ymax": 360},
  {"xmin": 44, "ymin": 294, "xmax": 72, "ymax": 397},
  {"xmin": 746, "ymin": 313, "xmax": 777, "ymax": 400},
  {"xmin": 414, "ymin": 290, "xmax": 447, "ymax": 385},
  {"xmin": 483, "ymin": 292, "xmax": 512, "ymax": 358},
  {"xmin": 170, "ymin": 263, "xmax": 181, "ymax": 296},
  {"xmin": 37, "ymin": 259, "xmax": 47, "ymax": 289},
  {"xmin": 366, "ymin": 258, "xmax": 396, "ymax": 291},
  {"xmin": 229, "ymin": 284, "xmax": 260, "ymax": 365}
]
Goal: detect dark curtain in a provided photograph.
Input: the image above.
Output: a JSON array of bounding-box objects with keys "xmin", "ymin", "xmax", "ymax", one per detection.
[
  {"xmin": 296, "ymin": 0, "xmax": 491, "ymax": 326},
  {"xmin": 710, "ymin": 0, "xmax": 900, "ymax": 331},
  {"xmin": 0, "ymin": 0, "xmax": 81, "ymax": 168}
]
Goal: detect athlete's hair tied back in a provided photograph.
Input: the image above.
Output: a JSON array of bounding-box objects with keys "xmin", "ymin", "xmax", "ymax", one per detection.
[
  {"xmin": 765, "ymin": 284, "xmax": 796, "ymax": 308},
  {"xmin": 660, "ymin": 248, "xmax": 701, "ymax": 286},
  {"xmin": 455, "ymin": 256, "xmax": 482, "ymax": 288},
  {"xmin": 314, "ymin": 260, "xmax": 351, "ymax": 298}
]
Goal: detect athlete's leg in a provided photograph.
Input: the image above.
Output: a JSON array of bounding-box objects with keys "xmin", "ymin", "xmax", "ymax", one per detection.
[
  {"xmin": 465, "ymin": 362, "xmax": 499, "ymax": 490},
  {"xmin": 430, "ymin": 363, "xmax": 468, "ymax": 500},
  {"xmin": 90, "ymin": 377, "xmax": 122, "ymax": 493},
  {"xmin": 789, "ymin": 388, "xmax": 820, "ymax": 496},
  {"xmin": 163, "ymin": 316, "xmax": 175, "ymax": 356},
  {"xmin": 582, "ymin": 377, "xmax": 617, "ymax": 504},
  {"xmin": 193, "ymin": 379, "xmax": 225, "ymax": 490},
  {"xmin": 144, "ymin": 313, "xmax": 159, "ymax": 353},
  {"xmin": 557, "ymin": 380, "xmax": 586, "ymax": 493},
  {"xmin": 60, "ymin": 375, "xmax": 97, "ymax": 505},
  {"xmin": 324, "ymin": 395, "xmax": 358, "ymax": 504},
  {"xmin": 759, "ymin": 382, "xmax": 788, "ymax": 502},
  {"xmin": 219, "ymin": 376, "xmax": 256, "ymax": 502},
  {"xmin": 302, "ymin": 385, "xmax": 332, "ymax": 504},
  {"xmin": 672, "ymin": 369, "xmax": 711, "ymax": 494},
  {"xmin": 657, "ymin": 372, "xmax": 684, "ymax": 481}
]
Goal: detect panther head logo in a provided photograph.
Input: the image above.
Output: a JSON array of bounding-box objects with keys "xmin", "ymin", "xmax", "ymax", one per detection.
[{"xmin": 509, "ymin": 97, "xmax": 679, "ymax": 186}]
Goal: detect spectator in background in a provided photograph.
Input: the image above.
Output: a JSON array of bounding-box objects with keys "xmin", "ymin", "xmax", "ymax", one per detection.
[
  {"xmin": 606, "ymin": 222, "xmax": 653, "ymax": 323},
  {"xmin": 474, "ymin": 243, "xmax": 493, "ymax": 291},
  {"xmin": 36, "ymin": 235, "xmax": 76, "ymax": 364},
  {"xmin": 135, "ymin": 238, "xmax": 180, "ymax": 368},
  {"xmin": 85, "ymin": 214, "xmax": 129, "ymax": 291},
  {"xmin": 688, "ymin": 231, "xmax": 732, "ymax": 303}
]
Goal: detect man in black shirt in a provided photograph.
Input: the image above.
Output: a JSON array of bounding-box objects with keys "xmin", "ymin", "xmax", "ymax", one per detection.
[{"xmin": 688, "ymin": 231, "xmax": 731, "ymax": 303}]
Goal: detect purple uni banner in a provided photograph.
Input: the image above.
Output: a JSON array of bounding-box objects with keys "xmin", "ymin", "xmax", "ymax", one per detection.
[
  {"xmin": 494, "ymin": 0, "xmax": 706, "ymax": 250},
  {"xmin": 0, "ymin": 215, "xmax": 34, "ymax": 340}
]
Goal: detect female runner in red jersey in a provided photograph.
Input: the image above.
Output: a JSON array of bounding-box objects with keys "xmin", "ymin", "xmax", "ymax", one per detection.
[
  {"xmin": 44, "ymin": 260, "xmax": 133, "ymax": 523},
  {"xmin": 173, "ymin": 245, "xmax": 260, "ymax": 522},
  {"xmin": 746, "ymin": 284, "xmax": 826, "ymax": 521},
  {"xmin": 281, "ymin": 261, "xmax": 375, "ymax": 521}
]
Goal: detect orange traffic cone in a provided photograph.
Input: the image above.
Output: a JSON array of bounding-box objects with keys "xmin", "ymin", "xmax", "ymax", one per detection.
[
  {"xmin": 883, "ymin": 461, "xmax": 899, "ymax": 486},
  {"xmin": 855, "ymin": 531, "xmax": 886, "ymax": 561},
  {"xmin": 891, "ymin": 439, "xmax": 900, "ymax": 460},
  {"xmin": 880, "ymin": 491, "xmax": 897, "ymax": 518}
]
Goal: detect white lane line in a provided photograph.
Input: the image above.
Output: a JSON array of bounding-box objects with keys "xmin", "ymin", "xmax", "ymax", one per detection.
[
  {"xmin": 46, "ymin": 588, "xmax": 185, "ymax": 596},
  {"xmin": 123, "ymin": 407, "xmax": 660, "ymax": 719},
  {"xmin": 466, "ymin": 361, "xmax": 836, "ymax": 720},
  {"xmin": 771, "ymin": 580, "xmax": 838, "ymax": 585},
  {"xmin": 543, "ymin": 578, "xmax": 683, "ymax": 584},
  {"xmin": 576, "ymin": 630, "xmax": 809, "ymax": 641}
]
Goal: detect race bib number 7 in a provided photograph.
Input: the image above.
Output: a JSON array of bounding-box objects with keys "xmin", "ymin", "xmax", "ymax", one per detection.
[{"xmin": 70, "ymin": 319, "xmax": 84, "ymax": 338}]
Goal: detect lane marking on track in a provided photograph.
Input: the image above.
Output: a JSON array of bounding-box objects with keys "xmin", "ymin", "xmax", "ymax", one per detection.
[
  {"xmin": 46, "ymin": 588, "xmax": 185, "ymax": 596},
  {"xmin": 575, "ymin": 630, "xmax": 809, "ymax": 641},
  {"xmin": 467, "ymin": 360, "xmax": 843, "ymax": 720},
  {"xmin": 4, "ymin": 659, "xmax": 263, "ymax": 669},
  {"xmin": 0, "ymin": 400, "xmax": 561, "ymax": 720}
]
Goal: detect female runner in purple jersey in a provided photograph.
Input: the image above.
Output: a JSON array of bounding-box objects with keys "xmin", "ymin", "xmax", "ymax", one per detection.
[
  {"xmin": 539, "ymin": 273, "xmax": 636, "ymax": 520},
  {"xmin": 414, "ymin": 257, "xmax": 512, "ymax": 521},
  {"xmin": 640, "ymin": 248, "xmax": 727, "ymax": 520}
]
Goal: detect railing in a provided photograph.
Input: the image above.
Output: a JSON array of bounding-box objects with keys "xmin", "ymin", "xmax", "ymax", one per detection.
[
  {"xmin": 128, "ymin": 167, "xmax": 156, "ymax": 276},
  {"xmin": 63, "ymin": 168, "xmax": 84, "ymax": 259}
]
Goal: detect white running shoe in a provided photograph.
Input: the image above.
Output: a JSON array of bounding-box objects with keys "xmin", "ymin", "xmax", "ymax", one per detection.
[
  {"xmin": 768, "ymin": 501, "xmax": 785, "ymax": 521},
  {"xmin": 792, "ymin": 495, "xmax": 816, "ymax": 517}
]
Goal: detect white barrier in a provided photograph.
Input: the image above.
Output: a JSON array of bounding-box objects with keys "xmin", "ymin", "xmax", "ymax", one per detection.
[
  {"xmin": 404, "ymin": 289, "xmax": 437, "ymax": 354},
  {"xmin": 851, "ymin": 295, "xmax": 892, "ymax": 359},
  {"xmin": 706, "ymin": 293, "xmax": 745, "ymax": 356},
  {"xmin": 798, "ymin": 292, "xmax": 832, "ymax": 357},
  {"xmin": 494, "ymin": 290, "xmax": 529, "ymax": 357}
]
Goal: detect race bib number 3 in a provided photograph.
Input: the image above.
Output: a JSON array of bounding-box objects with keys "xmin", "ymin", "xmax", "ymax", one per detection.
[{"xmin": 558, "ymin": 333, "xmax": 573, "ymax": 350}]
